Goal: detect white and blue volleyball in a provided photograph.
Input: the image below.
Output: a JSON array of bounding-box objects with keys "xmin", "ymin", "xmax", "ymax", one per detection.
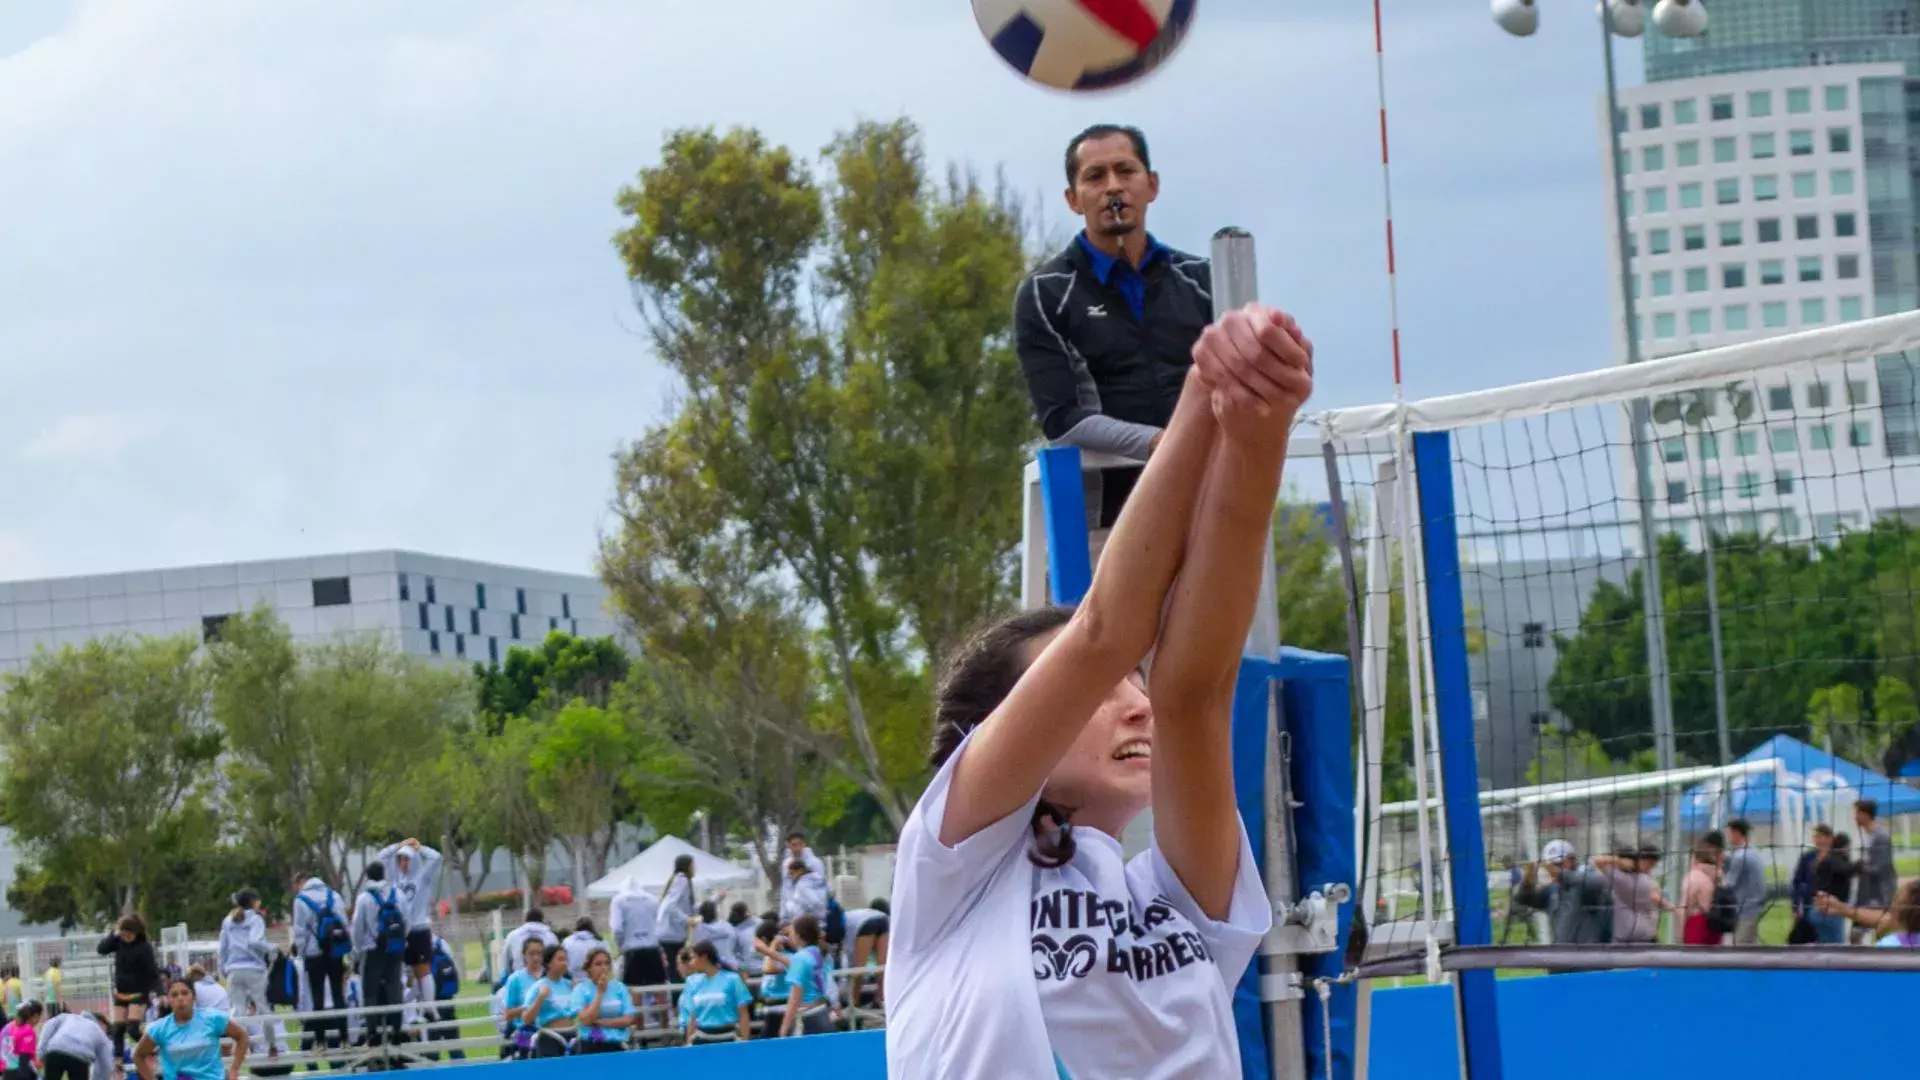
[{"xmin": 972, "ymin": 0, "xmax": 1197, "ymax": 92}]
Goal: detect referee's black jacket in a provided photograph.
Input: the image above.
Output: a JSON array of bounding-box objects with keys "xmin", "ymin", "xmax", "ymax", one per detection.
[{"xmin": 1013, "ymin": 235, "xmax": 1213, "ymax": 463}]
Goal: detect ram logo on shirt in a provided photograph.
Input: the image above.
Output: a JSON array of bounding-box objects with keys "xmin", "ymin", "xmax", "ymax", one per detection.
[{"xmin": 1029, "ymin": 888, "xmax": 1212, "ymax": 984}]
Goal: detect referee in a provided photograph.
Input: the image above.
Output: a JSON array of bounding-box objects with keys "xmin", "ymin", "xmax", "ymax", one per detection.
[{"xmin": 1015, "ymin": 123, "xmax": 1213, "ymax": 548}]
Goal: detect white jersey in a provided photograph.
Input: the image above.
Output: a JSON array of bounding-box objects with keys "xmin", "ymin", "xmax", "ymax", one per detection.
[
  {"xmin": 654, "ymin": 876, "xmax": 694, "ymax": 943},
  {"xmin": 609, "ymin": 889, "xmax": 660, "ymax": 951},
  {"xmin": 886, "ymin": 733, "xmax": 1270, "ymax": 1080}
]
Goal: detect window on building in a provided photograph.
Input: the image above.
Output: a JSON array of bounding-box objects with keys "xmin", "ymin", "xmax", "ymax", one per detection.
[
  {"xmin": 398, "ymin": 573, "xmax": 410, "ymax": 602},
  {"xmin": 1763, "ymin": 301, "xmax": 1788, "ymax": 328},
  {"xmin": 1787, "ymin": 87, "xmax": 1811, "ymax": 114},
  {"xmin": 438, "ymin": 605, "xmax": 451, "ymax": 632},
  {"xmin": 1711, "ymin": 95, "xmax": 1734, "ymax": 121},
  {"xmin": 1801, "ymin": 297, "xmax": 1827, "ymax": 324},
  {"xmin": 1737, "ymin": 472, "xmax": 1761, "ymax": 498},
  {"xmin": 425, "ymin": 576, "xmax": 436, "ymax": 604},
  {"xmin": 455, "ymin": 633, "xmax": 466, "ymax": 659},
  {"xmin": 202, "ymin": 614, "xmax": 231, "ymax": 643},
  {"xmin": 1759, "ymin": 260, "xmax": 1784, "ymax": 285},
  {"xmin": 429, "ymin": 631, "xmax": 441, "ymax": 655},
  {"xmin": 1837, "ymin": 254, "xmax": 1860, "ymax": 279},
  {"xmin": 1722, "ymin": 263, "xmax": 1746, "ymax": 288},
  {"xmin": 1641, "ymin": 103, "xmax": 1662, "ymax": 129},
  {"xmin": 1795, "ymin": 214, "xmax": 1819, "ymax": 240},
  {"xmin": 470, "ymin": 609, "xmax": 480, "ymax": 635},
  {"xmin": 1521, "ymin": 622, "xmax": 1546, "ymax": 648},
  {"xmin": 1810, "ymin": 424, "xmax": 1835, "ymax": 450},
  {"xmin": 516, "ymin": 587, "xmax": 527, "ymax": 614},
  {"xmin": 1847, "ymin": 378, "xmax": 1871, "ymax": 405},
  {"xmin": 1792, "ymin": 171, "xmax": 1817, "ymax": 198},
  {"xmin": 1724, "ymin": 304, "xmax": 1750, "ymax": 331},
  {"xmin": 1768, "ymin": 386, "xmax": 1793, "ymax": 411},
  {"xmin": 1718, "ymin": 220, "xmax": 1742, "ymax": 246},
  {"xmin": 1835, "ymin": 212, "xmax": 1857, "ymax": 237},
  {"xmin": 1840, "ymin": 296, "xmax": 1864, "ymax": 321},
  {"xmin": 1698, "ymin": 431, "xmax": 1720, "ymax": 459},
  {"xmin": 1643, "ymin": 145, "xmax": 1665, "ymax": 171},
  {"xmin": 1667, "ymin": 480, "xmax": 1687, "ymax": 505},
  {"xmin": 1615, "ymin": 107, "xmax": 1629, "ymax": 135},
  {"xmin": 1771, "ymin": 426, "xmax": 1798, "ymax": 452},
  {"xmin": 1662, "ymin": 436, "xmax": 1685, "ymax": 463},
  {"xmin": 1779, "ymin": 508, "xmax": 1802, "ymax": 537},
  {"xmin": 1750, "ymin": 132, "xmax": 1775, "ymax": 159},
  {"xmin": 1831, "ymin": 168, "xmax": 1855, "ymax": 195},
  {"xmin": 562, "ymin": 593, "xmax": 572, "ymax": 619},
  {"xmin": 1652, "ymin": 270, "xmax": 1673, "ymax": 295},
  {"xmin": 418, "ymin": 602, "xmax": 429, "ymax": 631},
  {"xmin": 1685, "ymin": 267, "xmax": 1708, "ymax": 292},
  {"xmin": 1688, "ymin": 308, "xmax": 1711, "ymax": 335},
  {"xmin": 1646, "ymin": 186, "xmax": 1669, "ymax": 212},
  {"xmin": 1630, "ymin": 274, "xmax": 1640, "ymax": 299},
  {"xmin": 1676, "ymin": 139, "xmax": 1701, "ymax": 166},
  {"xmin": 1748, "ymin": 90, "xmax": 1772, "ymax": 118},
  {"xmin": 1757, "ymin": 218, "xmax": 1781, "ymax": 243},
  {"xmin": 1622, "ymin": 190, "xmax": 1634, "ymax": 215},
  {"xmin": 549, "ymin": 616, "xmax": 559, "ymax": 631},
  {"xmin": 1798, "ymin": 256, "xmax": 1822, "ymax": 282},
  {"xmin": 1789, "ymin": 130, "xmax": 1814, "ymax": 156},
  {"xmin": 1751, "ymin": 176, "xmax": 1777, "ymax": 201},
  {"xmin": 1654, "ymin": 312, "xmax": 1677, "ymax": 339},
  {"xmin": 510, "ymin": 613, "xmax": 521, "ymax": 640},
  {"xmin": 1807, "ymin": 382, "xmax": 1831, "ymax": 408},
  {"xmin": 488, "ymin": 637, "xmax": 499, "ymax": 664},
  {"xmin": 1683, "ymin": 224, "xmax": 1705, "ymax": 250},
  {"xmin": 1680, "ymin": 182, "xmax": 1703, "ymax": 208},
  {"xmin": 1628, "ymin": 233, "xmax": 1639, "ymax": 257},
  {"xmin": 1673, "ymin": 98, "xmax": 1698, "ymax": 125},
  {"xmin": 1703, "ymin": 475, "xmax": 1724, "ymax": 501},
  {"xmin": 1735, "ymin": 429, "xmax": 1759, "ymax": 456},
  {"xmin": 1649, "ymin": 228, "xmax": 1671, "ymax": 254},
  {"xmin": 1825, "ymin": 85, "xmax": 1849, "ymax": 111},
  {"xmin": 1712, "ymin": 137, "xmax": 1737, "ymax": 165},
  {"xmin": 1851, "ymin": 422, "xmax": 1873, "ymax": 448},
  {"xmin": 476, "ymin": 583, "xmax": 487, "ymax": 610},
  {"xmin": 1721, "ymin": 178, "xmax": 1745, "ymax": 204},
  {"xmin": 1829, "ymin": 127, "xmax": 1851, "ymax": 153},
  {"xmin": 312, "ymin": 577, "xmax": 351, "ymax": 607},
  {"xmin": 1776, "ymin": 469, "xmax": 1796, "ymax": 495}
]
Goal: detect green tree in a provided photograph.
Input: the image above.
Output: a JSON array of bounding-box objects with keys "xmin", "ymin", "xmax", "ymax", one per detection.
[
  {"xmin": 527, "ymin": 701, "xmax": 642, "ymax": 885},
  {"xmin": 485, "ymin": 717, "xmax": 557, "ymax": 893},
  {"xmin": 473, "ymin": 632, "xmax": 629, "ymax": 732},
  {"xmin": 431, "ymin": 716, "xmax": 510, "ymax": 906},
  {"xmin": 209, "ymin": 608, "xmax": 470, "ymax": 891},
  {"xmin": 0, "ymin": 634, "xmax": 221, "ymax": 917},
  {"xmin": 609, "ymin": 119, "xmax": 1031, "ymax": 828}
]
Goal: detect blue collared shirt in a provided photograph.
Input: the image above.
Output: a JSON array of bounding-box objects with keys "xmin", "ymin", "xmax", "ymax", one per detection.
[{"xmin": 1076, "ymin": 232, "xmax": 1165, "ymax": 322}]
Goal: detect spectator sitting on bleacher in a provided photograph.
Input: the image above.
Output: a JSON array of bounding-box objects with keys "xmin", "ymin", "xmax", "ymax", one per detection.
[
  {"xmin": 569, "ymin": 948, "xmax": 634, "ymax": 1055},
  {"xmin": 498, "ymin": 937, "xmax": 547, "ymax": 1060},
  {"xmin": 727, "ymin": 904, "xmax": 760, "ymax": 982},
  {"xmin": 690, "ymin": 903, "xmax": 740, "ymax": 972},
  {"xmin": 519, "ymin": 946, "xmax": 577, "ymax": 1059},
  {"xmin": 498, "ymin": 911, "xmax": 558, "ymax": 990},
  {"xmin": 677, "ymin": 942, "xmax": 751, "ymax": 1045}
]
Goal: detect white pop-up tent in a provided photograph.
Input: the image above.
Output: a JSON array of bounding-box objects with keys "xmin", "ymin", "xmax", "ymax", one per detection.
[{"xmin": 584, "ymin": 835, "xmax": 753, "ymax": 899}]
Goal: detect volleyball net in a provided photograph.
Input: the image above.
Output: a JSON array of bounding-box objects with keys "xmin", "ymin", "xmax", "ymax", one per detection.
[{"xmin": 1307, "ymin": 310, "xmax": 1920, "ymax": 987}]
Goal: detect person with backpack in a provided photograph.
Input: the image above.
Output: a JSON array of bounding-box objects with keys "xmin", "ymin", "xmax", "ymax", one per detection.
[
  {"xmin": 373, "ymin": 839, "xmax": 444, "ymax": 1015},
  {"xmin": 216, "ymin": 890, "xmax": 279, "ymax": 1058},
  {"xmin": 775, "ymin": 914, "xmax": 838, "ymax": 1038},
  {"xmin": 422, "ymin": 937, "xmax": 464, "ymax": 1061},
  {"xmin": 289, "ymin": 872, "xmax": 351, "ymax": 1061},
  {"xmin": 350, "ymin": 863, "xmax": 408, "ymax": 1053},
  {"xmin": 1681, "ymin": 835, "xmax": 1728, "ymax": 945}
]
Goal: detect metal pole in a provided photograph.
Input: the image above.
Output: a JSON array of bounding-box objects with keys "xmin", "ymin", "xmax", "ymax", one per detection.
[
  {"xmin": 1599, "ymin": 5, "xmax": 1683, "ymax": 919},
  {"xmin": 1691, "ymin": 467, "xmax": 1734, "ymax": 766},
  {"xmin": 1211, "ymin": 227, "xmax": 1304, "ymax": 1080}
]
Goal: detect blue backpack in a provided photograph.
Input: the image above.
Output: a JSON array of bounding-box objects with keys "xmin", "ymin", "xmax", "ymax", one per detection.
[
  {"xmin": 824, "ymin": 895, "xmax": 847, "ymax": 946},
  {"xmin": 372, "ymin": 886, "xmax": 408, "ymax": 955},
  {"xmin": 300, "ymin": 890, "xmax": 353, "ymax": 961},
  {"xmin": 430, "ymin": 945, "xmax": 460, "ymax": 1000}
]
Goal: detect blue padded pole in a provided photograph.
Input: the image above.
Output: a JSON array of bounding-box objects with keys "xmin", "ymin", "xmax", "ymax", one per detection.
[
  {"xmin": 1278, "ymin": 648, "xmax": 1356, "ymax": 1080},
  {"xmin": 1411, "ymin": 431, "xmax": 1505, "ymax": 1080},
  {"xmin": 1034, "ymin": 446, "xmax": 1093, "ymax": 606},
  {"xmin": 1230, "ymin": 660, "xmax": 1280, "ymax": 1080}
]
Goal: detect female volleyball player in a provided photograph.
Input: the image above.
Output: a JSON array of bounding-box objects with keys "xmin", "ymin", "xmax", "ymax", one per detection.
[{"xmin": 886, "ymin": 304, "xmax": 1313, "ymax": 1079}]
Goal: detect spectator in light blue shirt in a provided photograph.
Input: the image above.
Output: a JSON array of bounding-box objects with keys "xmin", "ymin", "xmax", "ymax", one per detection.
[
  {"xmin": 519, "ymin": 946, "xmax": 576, "ymax": 1059},
  {"xmin": 133, "ymin": 980, "xmax": 249, "ymax": 1080},
  {"xmin": 777, "ymin": 914, "xmax": 837, "ymax": 1038},
  {"xmin": 498, "ymin": 936, "xmax": 547, "ymax": 1059},
  {"xmin": 569, "ymin": 948, "xmax": 633, "ymax": 1053},
  {"xmin": 677, "ymin": 942, "xmax": 752, "ymax": 1044}
]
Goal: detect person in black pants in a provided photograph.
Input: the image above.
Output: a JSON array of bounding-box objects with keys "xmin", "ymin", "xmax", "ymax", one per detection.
[
  {"xmin": 1015, "ymin": 124, "xmax": 1213, "ymax": 552},
  {"xmin": 38, "ymin": 1012, "xmax": 114, "ymax": 1080},
  {"xmin": 96, "ymin": 914, "xmax": 161, "ymax": 1066},
  {"xmin": 351, "ymin": 863, "xmax": 407, "ymax": 1056}
]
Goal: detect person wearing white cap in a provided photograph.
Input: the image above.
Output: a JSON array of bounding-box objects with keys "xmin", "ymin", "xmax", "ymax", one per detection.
[{"xmin": 1513, "ymin": 839, "xmax": 1612, "ymax": 946}]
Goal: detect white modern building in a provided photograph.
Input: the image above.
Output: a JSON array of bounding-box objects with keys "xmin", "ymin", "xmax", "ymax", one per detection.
[
  {"xmin": 0, "ymin": 550, "xmax": 620, "ymax": 675},
  {"xmin": 1604, "ymin": 59, "xmax": 1920, "ymax": 545}
]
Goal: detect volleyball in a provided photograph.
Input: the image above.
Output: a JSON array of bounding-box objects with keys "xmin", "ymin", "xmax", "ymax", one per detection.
[{"xmin": 972, "ymin": 0, "xmax": 1196, "ymax": 92}]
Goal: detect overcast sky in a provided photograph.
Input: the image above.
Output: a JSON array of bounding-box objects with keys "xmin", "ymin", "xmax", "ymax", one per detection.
[{"xmin": 0, "ymin": 0, "xmax": 1643, "ymax": 581}]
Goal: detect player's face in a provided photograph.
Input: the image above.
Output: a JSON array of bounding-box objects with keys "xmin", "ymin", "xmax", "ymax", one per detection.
[
  {"xmin": 1028, "ymin": 630, "xmax": 1154, "ymax": 835},
  {"xmin": 1066, "ymin": 134, "xmax": 1158, "ymax": 239}
]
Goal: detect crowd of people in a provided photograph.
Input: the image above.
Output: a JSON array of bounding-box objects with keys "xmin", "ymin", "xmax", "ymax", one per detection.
[
  {"xmin": 1509, "ymin": 800, "xmax": 1916, "ymax": 948},
  {"xmin": 492, "ymin": 832, "xmax": 890, "ymax": 1055}
]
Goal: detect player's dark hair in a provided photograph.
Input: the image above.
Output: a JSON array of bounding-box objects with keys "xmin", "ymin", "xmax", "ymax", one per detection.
[
  {"xmin": 786, "ymin": 830, "xmax": 807, "ymax": 844},
  {"xmin": 929, "ymin": 606, "xmax": 1080, "ymax": 869},
  {"xmin": 524, "ymin": 908, "xmax": 545, "ymax": 924},
  {"xmin": 1065, "ymin": 124, "xmax": 1151, "ymax": 184},
  {"xmin": 541, "ymin": 944, "xmax": 566, "ymax": 974},
  {"xmin": 574, "ymin": 916, "xmax": 595, "ymax": 935},
  {"xmin": 791, "ymin": 914, "xmax": 823, "ymax": 948},
  {"xmin": 365, "ymin": 862, "xmax": 386, "ymax": 883},
  {"xmin": 1856, "ymin": 798, "xmax": 1879, "ymax": 820},
  {"xmin": 871, "ymin": 898, "xmax": 890, "ymax": 915},
  {"xmin": 698, "ymin": 900, "xmax": 718, "ymax": 924},
  {"xmin": 689, "ymin": 940, "xmax": 722, "ymax": 970},
  {"xmin": 1727, "ymin": 818, "xmax": 1751, "ymax": 839},
  {"xmin": 728, "ymin": 901, "xmax": 751, "ymax": 926}
]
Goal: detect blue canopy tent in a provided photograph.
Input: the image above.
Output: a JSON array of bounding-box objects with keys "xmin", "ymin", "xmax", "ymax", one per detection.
[{"xmin": 1641, "ymin": 734, "xmax": 1920, "ymax": 831}]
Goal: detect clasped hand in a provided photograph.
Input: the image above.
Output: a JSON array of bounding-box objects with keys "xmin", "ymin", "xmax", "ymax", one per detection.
[{"xmin": 1190, "ymin": 304, "xmax": 1314, "ymax": 444}]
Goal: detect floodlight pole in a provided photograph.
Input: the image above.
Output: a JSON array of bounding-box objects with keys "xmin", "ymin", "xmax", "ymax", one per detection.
[{"xmin": 1598, "ymin": 6, "xmax": 1684, "ymax": 916}]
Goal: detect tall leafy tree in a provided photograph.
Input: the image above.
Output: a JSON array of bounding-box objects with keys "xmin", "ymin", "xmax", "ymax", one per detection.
[
  {"xmin": 0, "ymin": 634, "xmax": 221, "ymax": 916},
  {"xmin": 527, "ymin": 701, "xmax": 641, "ymax": 885},
  {"xmin": 609, "ymin": 120, "xmax": 1031, "ymax": 827}
]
